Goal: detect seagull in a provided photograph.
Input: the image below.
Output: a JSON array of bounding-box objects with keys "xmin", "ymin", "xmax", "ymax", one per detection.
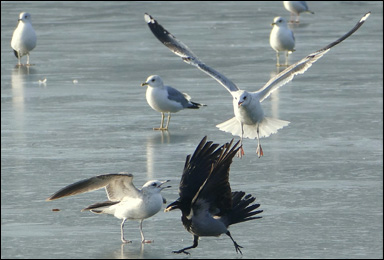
[
  {"xmin": 165, "ymin": 136, "xmax": 263, "ymax": 255},
  {"xmin": 46, "ymin": 172, "xmax": 171, "ymax": 243},
  {"xmin": 270, "ymin": 16, "xmax": 295, "ymax": 67},
  {"xmin": 283, "ymin": 1, "xmax": 314, "ymax": 23},
  {"xmin": 11, "ymin": 12, "xmax": 37, "ymax": 66},
  {"xmin": 141, "ymin": 75, "xmax": 206, "ymax": 130},
  {"xmin": 144, "ymin": 12, "xmax": 370, "ymax": 158}
]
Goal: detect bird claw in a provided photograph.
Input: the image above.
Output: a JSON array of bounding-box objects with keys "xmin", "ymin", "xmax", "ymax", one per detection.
[
  {"xmin": 234, "ymin": 243, "xmax": 243, "ymax": 255},
  {"xmin": 237, "ymin": 146, "xmax": 245, "ymax": 158},
  {"xmin": 142, "ymin": 239, "xmax": 153, "ymax": 244},
  {"xmin": 256, "ymin": 145, "xmax": 263, "ymax": 158},
  {"xmin": 172, "ymin": 249, "xmax": 190, "ymax": 255},
  {"xmin": 153, "ymin": 127, "xmax": 168, "ymax": 131},
  {"xmin": 122, "ymin": 239, "xmax": 132, "ymax": 244}
]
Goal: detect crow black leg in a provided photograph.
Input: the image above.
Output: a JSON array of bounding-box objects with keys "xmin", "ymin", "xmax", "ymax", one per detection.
[
  {"xmin": 226, "ymin": 231, "xmax": 243, "ymax": 255},
  {"xmin": 172, "ymin": 235, "xmax": 199, "ymax": 255}
]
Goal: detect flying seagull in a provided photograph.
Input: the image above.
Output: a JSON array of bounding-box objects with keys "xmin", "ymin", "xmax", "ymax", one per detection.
[
  {"xmin": 144, "ymin": 12, "xmax": 370, "ymax": 158},
  {"xmin": 11, "ymin": 12, "xmax": 37, "ymax": 66},
  {"xmin": 141, "ymin": 75, "xmax": 206, "ymax": 130},
  {"xmin": 165, "ymin": 136, "xmax": 263, "ymax": 255},
  {"xmin": 46, "ymin": 172, "xmax": 170, "ymax": 243}
]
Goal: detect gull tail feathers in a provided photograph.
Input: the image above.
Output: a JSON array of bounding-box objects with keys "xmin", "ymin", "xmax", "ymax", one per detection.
[
  {"xmin": 216, "ymin": 117, "xmax": 289, "ymax": 139},
  {"xmin": 183, "ymin": 93, "xmax": 206, "ymax": 109},
  {"xmin": 216, "ymin": 117, "xmax": 243, "ymax": 137},
  {"xmin": 255, "ymin": 117, "xmax": 290, "ymax": 138}
]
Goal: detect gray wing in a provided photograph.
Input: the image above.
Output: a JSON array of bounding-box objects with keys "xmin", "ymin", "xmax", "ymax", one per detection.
[
  {"xmin": 144, "ymin": 13, "xmax": 239, "ymax": 93},
  {"xmin": 166, "ymin": 86, "xmax": 190, "ymax": 107},
  {"xmin": 256, "ymin": 12, "xmax": 370, "ymax": 102},
  {"xmin": 46, "ymin": 172, "xmax": 141, "ymax": 202}
]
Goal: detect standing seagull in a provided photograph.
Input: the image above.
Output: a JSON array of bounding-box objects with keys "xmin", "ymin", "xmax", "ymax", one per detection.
[
  {"xmin": 141, "ymin": 75, "xmax": 206, "ymax": 130},
  {"xmin": 11, "ymin": 12, "xmax": 37, "ymax": 66},
  {"xmin": 165, "ymin": 136, "xmax": 263, "ymax": 255},
  {"xmin": 46, "ymin": 172, "xmax": 170, "ymax": 243},
  {"xmin": 283, "ymin": 1, "xmax": 314, "ymax": 23},
  {"xmin": 270, "ymin": 16, "xmax": 295, "ymax": 67},
  {"xmin": 144, "ymin": 12, "xmax": 370, "ymax": 158}
]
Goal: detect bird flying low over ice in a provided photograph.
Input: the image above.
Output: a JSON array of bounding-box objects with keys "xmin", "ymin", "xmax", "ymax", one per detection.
[
  {"xmin": 144, "ymin": 12, "xmax": 370, "ymax": 158},
  {"xmin": 46, "ymin": 173, "xmax": 170, "ymax": 243}
]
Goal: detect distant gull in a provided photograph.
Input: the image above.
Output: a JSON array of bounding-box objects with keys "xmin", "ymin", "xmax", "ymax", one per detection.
[
  {"xmin": 11, "ymin": 12, "xmax": 36, "ymax": 66},
  {"xmin": 141, "ymin": 75, "xmax": 206, "ymax": 130},
  {"xmin": 270, "ymin": 16, "xmax": 295, "ymax": 67},
  {"xmin": 144, "ymin": 12, "xmax": 370, "ymax": 158},
  {"xmin": 46, "ymin": 172, "xmax": 170, "ymax": 243},
  {"xmin": 283, "ymin": 1, "xmax": 314, "ymax": 23},
  {"xmin": 165, "ymin": 136, "xmax": 263, "ymax": 255}
]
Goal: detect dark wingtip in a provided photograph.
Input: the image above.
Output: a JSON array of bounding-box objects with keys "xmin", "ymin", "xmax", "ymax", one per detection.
[
  {"xmin": 46, "ymin": 194, "xmax": 59, "ymax": 201},
  {"xmin": 144, "ymin": 13, "xmax": 154, "ymax": 24},
  {"xmin": 361, "ymin": 11, "xmax": 371, "ymax": 23}
]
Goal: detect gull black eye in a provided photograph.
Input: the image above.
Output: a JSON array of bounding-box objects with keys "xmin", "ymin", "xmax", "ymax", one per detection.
[
  {"xmin": 151, "ymin": 78, "xmax": 155, "ymax": 82},
  {"xmin": 152, "ymin": 183, "xmax": 157, "ymax": 187},
  {"xmin": 243, "ymin": 96, "xmax": 247, "ymax": 100}
]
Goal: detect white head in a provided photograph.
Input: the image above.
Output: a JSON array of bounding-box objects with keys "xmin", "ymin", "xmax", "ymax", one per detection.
[
  {"xmin": 233, "ymin": 90, "xmax": 252, "ymax": 107},
  {"xmin": 141, "ymin": 180, "xmax": 171, "ymax": 194},
  {"xmin": 18, "ymin": 12, "xmax": 32, "ymax": 23},
  {"xmin": 271, "ymin": 16, "xmax": 288, "ymax": 28},
  {"xmin": 141, "ymin": 75, "xmax": 164, "ymax": 88}
]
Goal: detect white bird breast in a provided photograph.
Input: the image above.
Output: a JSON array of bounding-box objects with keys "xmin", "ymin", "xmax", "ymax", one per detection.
[{"xmin": 11, "ymin": 22, "xmax": 36, "ymax": 55}]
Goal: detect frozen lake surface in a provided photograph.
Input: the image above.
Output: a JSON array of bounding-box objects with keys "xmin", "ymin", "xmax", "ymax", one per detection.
[{"xmin": 1, "ymin": 1, "xmax": 382, "ymax": 259}]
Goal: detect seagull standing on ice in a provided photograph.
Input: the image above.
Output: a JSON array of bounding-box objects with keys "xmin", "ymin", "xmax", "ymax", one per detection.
[
  {"xmin": 11, "ymin": 12, "xmax": 36, "ymax": 66},
  {"xmin": 270, "ymin": 16, "xmax": 295, "ymax": 67},
  {"xmin": 283, "ymin": 1, "xmax": 314, "ymax": 23},
  {"xmin": 46, "ymin": 173, "xmax": 170, "ymax": 243},
  {"xmin": 141, "ymin": 75, "xmax": 206, "ymax": 130},
  {"xmin": 165, "ymin": 136, "xmax": 263, "ymax": 255},
  {"xmin": 144, "ymin": 12, "xmax": 370, "ymax": 158}
]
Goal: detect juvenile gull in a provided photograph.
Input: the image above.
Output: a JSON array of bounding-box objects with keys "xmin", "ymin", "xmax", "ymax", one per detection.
[
  {"xmin": 11, "ymin": 12, "xmax": 36, "ymax": 66},
  {"xmin": 141, "ymin": 75, "xmax": 206, "ymax": 130},
  {"xmin": 46, "ymin": 172, "xmax": 170, "ymax": 243},
  {"xmin": 270, "ymin": 16, "xmax": 295, "ymax": 67},
  {"xmin": 144, "ymin": 12, "xmax": 370, "ymax": 158},
  {"xmin": 165, "ymin": 136, "xmax": 263, "ymax": 255},
  {"xmin": 283, "ymin": 1, "xmax": 314, "ymax": 23}
]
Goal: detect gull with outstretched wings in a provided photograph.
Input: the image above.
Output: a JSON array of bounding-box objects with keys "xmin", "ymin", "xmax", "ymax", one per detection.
[
  {"xmin": 144, "ymin": 12, "xmax": 370, "ymax": 158},
  {"xmin": 47, "ymin": 173, "xmax": 170, "ymax": 243}
]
